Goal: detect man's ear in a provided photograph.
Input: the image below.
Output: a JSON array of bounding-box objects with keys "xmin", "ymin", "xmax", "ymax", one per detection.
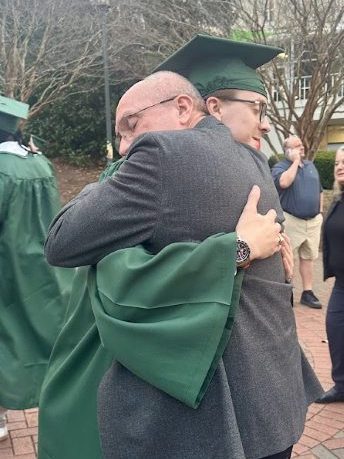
[
  {"xmin": 206, "ymin": 97, "xmax": 222, "ymax": 121},
  {"xmin": 175, "ymin": 95, "xmax": 194, "ymax": 124}
]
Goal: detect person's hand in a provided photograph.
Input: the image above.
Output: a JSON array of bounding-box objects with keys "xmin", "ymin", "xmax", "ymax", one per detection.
[
  {"xmin": 236, "ymin": 185, "xmax": 282, "ymax": 261},
  {"xmin": 280, "ymin": 233, "xmax": 294, "ymax": 283},
  {"xmin": 288, "ymin": 148, "xmax": 301, "ymax": 163}
]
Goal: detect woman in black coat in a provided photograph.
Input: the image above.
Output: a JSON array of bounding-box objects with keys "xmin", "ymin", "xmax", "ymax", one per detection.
[{"xmin": 316, "ymin": 146, "xmax": 344, "ymax": 403}]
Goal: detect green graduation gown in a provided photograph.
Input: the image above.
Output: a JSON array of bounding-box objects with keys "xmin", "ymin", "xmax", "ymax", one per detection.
[
  {"xmin": 0, "ymin": 148, "xmax": 72, "ymax": 409},
  {"xmin": 38, "ymin": 160, "xmax": 242, "ymax": 459}
]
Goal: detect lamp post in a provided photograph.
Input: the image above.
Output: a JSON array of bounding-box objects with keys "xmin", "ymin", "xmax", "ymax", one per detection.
[{"xmin": 90, "ymin": 0, "xmax": 113, "ymax": 163}]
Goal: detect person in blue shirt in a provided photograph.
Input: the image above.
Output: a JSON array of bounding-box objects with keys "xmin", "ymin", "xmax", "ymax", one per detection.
[{"xmin": 272, "ymin": 135, "xmax": 323, "ymax": 308}]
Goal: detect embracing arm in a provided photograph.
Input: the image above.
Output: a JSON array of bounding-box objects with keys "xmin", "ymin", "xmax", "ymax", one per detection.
[{"xmin": 45, "ymin": 141, "xmax": 161, "ymax": 267}]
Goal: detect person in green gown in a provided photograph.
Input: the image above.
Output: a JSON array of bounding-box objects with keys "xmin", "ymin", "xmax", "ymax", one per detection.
[
  {"xmin": 38, "ymin": 39, "xmax": 295, "ymax": 458},
  {"xmin": 0, "ymin": 96, "xmax": 72, "ymax": 441}
]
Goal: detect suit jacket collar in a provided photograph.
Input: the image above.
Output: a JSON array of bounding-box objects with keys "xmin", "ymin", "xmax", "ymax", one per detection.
[{"xmin": 195, "ymin": 115, "xmax": 223, "ymax": 130}]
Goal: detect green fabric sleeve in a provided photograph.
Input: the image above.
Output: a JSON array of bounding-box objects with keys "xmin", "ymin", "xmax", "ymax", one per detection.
[
  {"xmin": 99, "ymin": 157, "xmax": 125, "ymax": 181},
  {"xmin": 89, "ymin": 232, "xmax": 243, "ymax": 408}
]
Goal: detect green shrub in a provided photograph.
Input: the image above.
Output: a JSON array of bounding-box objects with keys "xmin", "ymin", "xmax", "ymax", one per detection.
[
  {"xmin": 25, "ymin": 88, "xmax": 108, "ymax": 165},
  {"xmin": 314, "ymin": 151, "xmax": 335, "ymax": 190},
  {"xmin": 268, "ymin": 155, "xmax": 283, "ymax": 169},
  {"xmin": 24, "ymin": 80, "xmax": 126, "ymax": 165}
]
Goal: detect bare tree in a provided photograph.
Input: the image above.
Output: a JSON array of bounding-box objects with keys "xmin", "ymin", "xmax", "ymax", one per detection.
[
  {"xmin": 104, "ymin": 0, "xmax": 237, "ymax": 81},
  {"xmin": 0, "ymin": 0, "xmax": 237, "ymax": 118},
  {"xmin": 231, "ymin": 0, "xmax": 344, "ymax": 158},
  {"xmin": 0, "ymin": 0, "xmax": 102, "ymax": 116},
  {"xmin": 7, "ymin": 0, "xmax": 342, "ymax": 161}
]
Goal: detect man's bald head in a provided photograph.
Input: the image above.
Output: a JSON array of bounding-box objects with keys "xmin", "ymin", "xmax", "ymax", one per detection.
[
  {"xmin": 115, "ymin": 71, "xmax": 206, "ymax": 156},
  {"xmin": 118, "ymin": 71, "xmax": 205, "ymax": 114},
  {"xmin": 283, "ymin": 135, "xmax": 305, "ymax": 160},
  {"xmin": 284, "ymin": 135, "xmax": 302, "ymax": 151}
]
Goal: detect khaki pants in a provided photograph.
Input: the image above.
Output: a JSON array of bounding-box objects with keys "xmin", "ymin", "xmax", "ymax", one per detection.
[{"xmin": 284, "ymin": 212, "xmax": 323, "ymax": 260}]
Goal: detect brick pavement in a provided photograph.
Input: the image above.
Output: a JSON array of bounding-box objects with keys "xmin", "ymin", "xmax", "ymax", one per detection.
[
  {"xmin": 0, "ymin": 408, "xmax": 37, "ymax": 458},
  {"xmin": 1, "ymin": 257, "xmax": 343, "ymax": 458}
]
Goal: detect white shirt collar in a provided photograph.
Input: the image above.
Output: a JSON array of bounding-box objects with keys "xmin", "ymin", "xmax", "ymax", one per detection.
[{"xmin": 0, "ymin": 141, "xmax": 29, "ymax": 157}]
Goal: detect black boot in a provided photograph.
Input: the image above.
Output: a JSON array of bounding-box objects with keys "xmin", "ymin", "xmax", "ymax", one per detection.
[{"xmin": 315, "ymin": 386, "xmax": 344, "ymax": 403}]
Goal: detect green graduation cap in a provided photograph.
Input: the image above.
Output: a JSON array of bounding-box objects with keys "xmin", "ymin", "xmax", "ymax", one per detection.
[
  {"xmin": 0, "ymin": 95, "xmax": 29, "ymax": 134},
  {"xmin": 154, "ymin": 34, "xmax": 283, "ymax": 98}
]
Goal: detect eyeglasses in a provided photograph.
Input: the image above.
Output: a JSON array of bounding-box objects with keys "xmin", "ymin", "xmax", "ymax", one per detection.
[
  {"xmin": 126, "ymin": 96, "xmax": 178, "ymax": 119},
  {"xmin": 219, "ymin": 97, "xmax": 268, "ymax": 123},
  {"xmin": 115, "ymin": 95, "xmax": 178, "ymax": 150}
]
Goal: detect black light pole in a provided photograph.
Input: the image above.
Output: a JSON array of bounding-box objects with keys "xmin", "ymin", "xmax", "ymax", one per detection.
[{"xmin": 91, "ymin": 0, "xmax": 113, "ymax": 164}]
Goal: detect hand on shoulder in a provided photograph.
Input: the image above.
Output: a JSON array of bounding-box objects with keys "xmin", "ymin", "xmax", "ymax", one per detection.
[{"xmin": 236, "ymin": 185, "xmax": 282, "ymax": 262}]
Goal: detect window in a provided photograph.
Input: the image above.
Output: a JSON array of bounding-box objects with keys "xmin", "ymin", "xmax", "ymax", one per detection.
[{"xmin": 299, "ymin": 76, "xmax": 311, "ymax": 100}]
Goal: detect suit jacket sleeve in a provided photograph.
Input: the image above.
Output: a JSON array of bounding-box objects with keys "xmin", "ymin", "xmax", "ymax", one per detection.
[{"xmin": 45, "ymin": 138, "xmax": 161, "ymax": 267}]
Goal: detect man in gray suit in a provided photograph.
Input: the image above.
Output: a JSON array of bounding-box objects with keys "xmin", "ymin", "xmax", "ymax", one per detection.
[{"xmin": 46, "ymin": 38, "xmax": 322, "ymax": 459}]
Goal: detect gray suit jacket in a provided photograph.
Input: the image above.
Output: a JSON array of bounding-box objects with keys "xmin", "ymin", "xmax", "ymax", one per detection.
[{"xmin": 46, "ymin": 117, "xmax": 322, "ymax": 459}]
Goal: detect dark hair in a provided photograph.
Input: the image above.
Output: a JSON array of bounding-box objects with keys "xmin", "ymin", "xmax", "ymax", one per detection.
[
  {"xmin": 0, "ymin": 129, "xmax": 11, "ymax": 142},
  {"xmin": 0, "ymin": 129, "xmax": 22, "ymax": 143}
]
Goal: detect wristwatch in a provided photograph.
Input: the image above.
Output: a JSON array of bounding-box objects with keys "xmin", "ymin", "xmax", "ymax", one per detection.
[{"xmin": 236, "ymin": 237, "xmax": 251, "ymax": 269}]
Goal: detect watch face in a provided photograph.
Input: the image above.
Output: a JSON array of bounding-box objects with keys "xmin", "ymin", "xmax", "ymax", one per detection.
[{"xmin": 236, "ymin": 239, "xmax": 250, "ymax": 263}]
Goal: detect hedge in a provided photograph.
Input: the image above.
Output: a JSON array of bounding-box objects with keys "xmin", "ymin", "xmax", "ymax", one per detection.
[
  {"xmin": 314, "ymin": 151, "xmax": 336, "ymax": 190},
  {"xmin": 268, "ymin": 151, "xmax": 335, "ymax": 190}
]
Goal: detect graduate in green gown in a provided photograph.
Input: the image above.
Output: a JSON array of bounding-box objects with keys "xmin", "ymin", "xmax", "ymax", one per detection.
[
  {"xmin": 0, "ymin": 96, "xmax": 72, "ymax": 439},
  {"xmin": 38, "ymin": 157, "xmax": 243, "ymax": 459}
]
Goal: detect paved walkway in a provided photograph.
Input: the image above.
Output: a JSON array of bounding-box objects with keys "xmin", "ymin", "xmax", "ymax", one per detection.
[{"xmin": 1, "ymin": 257, "xmax": 343, "ymax": 458}]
